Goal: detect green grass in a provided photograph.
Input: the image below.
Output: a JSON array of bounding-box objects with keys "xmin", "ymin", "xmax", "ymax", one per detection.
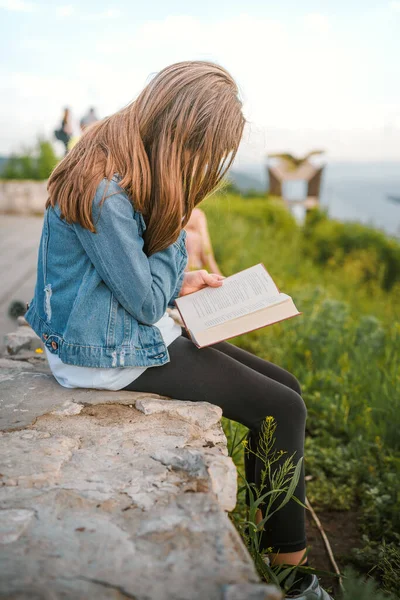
[{"xmin": 202, "ymin": 192, "xmax": 400, "ymax": 597}]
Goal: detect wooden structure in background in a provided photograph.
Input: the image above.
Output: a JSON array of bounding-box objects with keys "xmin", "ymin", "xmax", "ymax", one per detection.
[{"xmin": 267, "ymin": 152, "xmax": 325, "ymax": 211}]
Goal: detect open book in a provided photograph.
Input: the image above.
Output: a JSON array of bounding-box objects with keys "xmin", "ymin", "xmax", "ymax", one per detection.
[{"xmin": 175, "ymin": 264, "xmax": 300, "ymax": 348}]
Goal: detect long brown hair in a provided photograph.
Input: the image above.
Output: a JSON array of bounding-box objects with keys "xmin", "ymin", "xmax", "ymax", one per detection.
[{"xmin": 47, "ymin": 61, "xmax": 245, "ymax": 255}]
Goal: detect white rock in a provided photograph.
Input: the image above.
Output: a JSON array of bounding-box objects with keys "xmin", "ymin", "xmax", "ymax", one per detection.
[
  {"xmin": 223, "ymin": 584, "xmax": 282, "ymax": 600},
  {"xmin": 136, "ymin": 397, "xmax": 223, "ymax": 429},
  {"xmin": 0, "ymin": 509, "xmax": 35, "ymax": 544},
  {"xmin": 203, "ymin": 451, "xmax": 238, "ymax": 512},
  {"xmin": 0, "ymin": 358, "xmax": 270, "ymax": 599},
  {"xmin": 50, "ymin": 400, "xmax": 84, "ymax": 416},
  {"xmin": 5, "ymin": 326, "xmax": 43, "ymax": 356},
  {"xmin": 0, "ymin": 430, "xmax": 78, "ymax": 488},
  {"xmin": 151, "ymin": 447, "xmax": 237, "ymax": 511}
]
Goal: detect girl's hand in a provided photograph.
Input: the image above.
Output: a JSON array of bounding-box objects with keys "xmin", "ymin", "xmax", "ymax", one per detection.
[{"xmin": 179, "ymin": 270, "xmax": 224, "ymax": 297}]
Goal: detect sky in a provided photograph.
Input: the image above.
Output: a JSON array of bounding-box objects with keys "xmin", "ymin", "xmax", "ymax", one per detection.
[{"xmin": 0, "ymin": 0, "xmax": 399, "ymax": 165}]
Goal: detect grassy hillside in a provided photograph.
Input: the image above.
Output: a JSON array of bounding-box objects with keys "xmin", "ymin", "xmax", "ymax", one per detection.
[{"xmin": 202, "ymin": 192, "xmax": 400, "ymax": 597}]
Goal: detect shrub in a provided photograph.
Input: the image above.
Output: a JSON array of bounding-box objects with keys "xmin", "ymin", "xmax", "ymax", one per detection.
[
  {"xmin": 342, "ymin": 567, "xmax": 397, "ymax": 600},
  {"xmin": 303, "ymin": 209, "xmax": 400, "ymax": 290},
  {"xmin": 36, "ymin": 140, "xmax": 59, "ymax": 180},
  {"xmin": 2, "ymin": 138, "xmax": 58, "ymax": 181}
]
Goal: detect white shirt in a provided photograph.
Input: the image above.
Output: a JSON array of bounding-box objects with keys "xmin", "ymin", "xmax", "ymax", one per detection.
[{"xmin": 45, "ymin": 313, "xmax": 181, "ymax": 391}]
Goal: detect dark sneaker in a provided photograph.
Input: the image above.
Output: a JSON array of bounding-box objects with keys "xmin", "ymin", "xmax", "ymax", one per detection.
[{"xmin": 286, "ymin": 574, "xmax": 333, "ymax": 599}]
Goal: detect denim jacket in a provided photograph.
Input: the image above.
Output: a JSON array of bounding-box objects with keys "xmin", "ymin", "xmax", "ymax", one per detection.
[{"xmin": 25, "ymin": 176, "xmax": 188, "ymax": 368}]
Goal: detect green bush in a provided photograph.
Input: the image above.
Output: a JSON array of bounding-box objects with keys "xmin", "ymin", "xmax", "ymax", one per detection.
[
  {"xmin": 342, "ymin": 567, "xmax": 397, "ymax": 600},
  {"xmin": 36, "ymin": 140, "xmax": 59, "ymax": 180},
  {"xmin": 3, "ymin": 153, "xmax": 35, "ymax": 180},
  {"xmin": 2, "ymin": 138, "xmax": 58, "ymax": 181},
  {"xmin": 303, "ymin": 209, "xmax": 400, "ymax": 290},
  {"xmin": 211, "ymin": 193, "xmax": 297, "ymax": 232}
]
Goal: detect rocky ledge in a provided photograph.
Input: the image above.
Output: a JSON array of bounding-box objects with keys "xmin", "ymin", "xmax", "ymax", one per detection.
[{"xmin": 0, "ymin": 329, "xmax": 281, "ymax": 600}]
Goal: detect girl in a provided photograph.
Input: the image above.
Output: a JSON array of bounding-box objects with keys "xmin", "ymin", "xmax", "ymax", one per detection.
[{"xmin": 26, "ymin": 61, "xmax": 331, "ymax": 600}]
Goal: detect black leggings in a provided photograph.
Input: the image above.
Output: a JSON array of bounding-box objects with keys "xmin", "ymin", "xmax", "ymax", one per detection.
[{"xmin": 124, "ymin": 334, "xmax": 307, "ymax": 553}]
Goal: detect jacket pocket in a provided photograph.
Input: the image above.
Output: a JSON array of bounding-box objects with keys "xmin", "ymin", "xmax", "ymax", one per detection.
[
  {"xmin": 106, "ymin": 293, "xmax": 119, "ymax": 347},
  {"xmin": 42, "ymin": 211, "xmax": 52, "ymax": 322},
  {"xmin": 42, "ymin": 210, "xmax": 50, "ymax": 282}
]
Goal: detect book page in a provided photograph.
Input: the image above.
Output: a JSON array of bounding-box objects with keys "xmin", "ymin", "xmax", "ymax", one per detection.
[
  {"xmin": 176, "ymin": 264, "xmax": 283, "ymax": 332},
  {"xmin": 193, "ymin": 296, "xmax": 300, "ymax": 348}
]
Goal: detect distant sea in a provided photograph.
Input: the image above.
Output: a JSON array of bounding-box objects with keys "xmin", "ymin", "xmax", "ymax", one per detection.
[
  {"xmin": 319, "ymin": 162, "xmax": 400, "ymax": 237},
  {"xmin": 233, "ymin": 162, "xmax": 400, "ymax": 238}
]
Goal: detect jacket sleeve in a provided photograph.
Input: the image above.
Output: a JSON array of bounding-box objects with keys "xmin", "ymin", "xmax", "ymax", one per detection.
[
  {"xmin": 73, "ymin": 181, "xmax": 186, "ymax": 325},
  {"xmin": 168, "ymin": 259, "xmax": 186, "ymax": 308}
]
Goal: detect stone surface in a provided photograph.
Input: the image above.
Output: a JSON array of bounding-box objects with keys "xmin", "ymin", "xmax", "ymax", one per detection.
[
  {"xmin": 0, "ymin": 358, "xmax": 37, "ymax": 371},
  {"xmin": 50, "ymin": 399, "xmax": 84, "ymax": 416},
  {"xmin": 5, "ymin": 324, "xmax": 44, "ymax": 355},
  {"xmin": 0, "ymin": 356, "xmax": 279, "ymax": 600},
  {"xmin": 0, "ymin": 508, "xmax": 35, "ymax": 544},
  {"xmin": 151, "ymin": 447, "xmax": 237, "ymax": 511},
  {"xmin": 136, "ymin": 397, "xmax": 223, "ymax": 429},
  {"xmin": 17, "ymin": 316, "xmax": 29, "ymax": 327},
  {"xmin": 0, "ymin": 180, "xmax": 47, "ymax": 215},
  {"xmin": 223, "ymin": 584, "xmax": 282, "ymax": 600},
  {"xmin": 0, "ymin": 364, "xmax": 164, "ymax": 431}
]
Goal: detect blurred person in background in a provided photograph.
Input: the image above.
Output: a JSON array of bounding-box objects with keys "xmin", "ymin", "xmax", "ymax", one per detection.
[
  {"xmin": 80, "ymin": 107, "xmax": 99, "ymax": 132},
  {"xmin": 54, "ymin": 107, "xmax": 73, "ymax": 155},
  {"xmin": 185, "ymin": 207, "xmax": 222, "ymax": 274},
  {"xmin": 168, "ymin": 207, "xmax": 222, "ymax": 324},
  {"xmin": 68, "ymin": 107, "xmax": 100, "ymax": 152},
  {"xmin": 26, "ymin": 61, "xmax": 332, "ymax": 600}
]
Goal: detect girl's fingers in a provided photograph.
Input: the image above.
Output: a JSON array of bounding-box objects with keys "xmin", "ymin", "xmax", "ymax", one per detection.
[{"xmin": 203, "ymin": 272, "xmax": 224, "ymax": 287}]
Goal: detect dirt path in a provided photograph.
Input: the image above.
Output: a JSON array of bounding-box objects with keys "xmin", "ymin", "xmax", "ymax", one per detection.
[{"xmin": 306, "ymin": 507, "xmax": 362, "ymax": 597}]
